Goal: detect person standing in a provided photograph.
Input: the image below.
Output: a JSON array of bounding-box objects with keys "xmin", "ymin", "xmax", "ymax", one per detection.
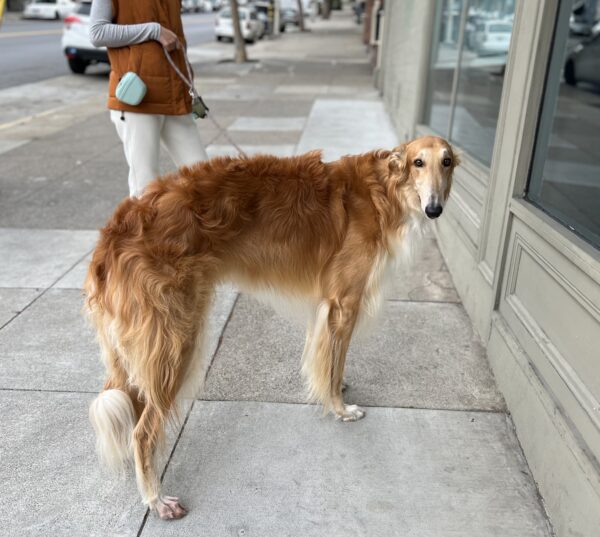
[{"xmin": 90, "ymin": 0, "xmax": 208, "ymax": 198}]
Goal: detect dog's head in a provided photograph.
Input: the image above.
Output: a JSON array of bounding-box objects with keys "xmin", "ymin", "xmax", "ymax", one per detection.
[{"xmin": 386, "ymin": 136, "xmax": 460, "ymax": 220}]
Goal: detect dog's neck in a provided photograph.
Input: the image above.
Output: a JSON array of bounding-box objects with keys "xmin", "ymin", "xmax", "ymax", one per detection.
[{"xmin": 368, "ymin": 157, "xmax": 425, "ymax": 245}]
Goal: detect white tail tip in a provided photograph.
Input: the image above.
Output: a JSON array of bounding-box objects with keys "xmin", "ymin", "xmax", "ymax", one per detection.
[{"xmin": 89, "ymin": 389, "xmax": 136, "ymax": 472}]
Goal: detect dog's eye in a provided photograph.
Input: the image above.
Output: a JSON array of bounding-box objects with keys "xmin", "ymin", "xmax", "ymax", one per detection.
[
  {"xmin": 414, "ymin": 159, "xmax": 424, "ymax": 167},
  {"xmin": 442, "ymin": 157, "xmax": 452, "ymax": 167}
]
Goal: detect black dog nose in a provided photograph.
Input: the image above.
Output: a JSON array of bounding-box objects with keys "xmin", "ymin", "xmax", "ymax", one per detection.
[{"xmin": 425, "ymin": 203, "xmax": 443, "ymax": 219}]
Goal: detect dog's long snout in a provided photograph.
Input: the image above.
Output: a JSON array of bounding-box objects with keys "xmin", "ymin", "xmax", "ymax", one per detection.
[{"xmin": 425, "ymin": 203, "xmax": 443, "ymax": 219}]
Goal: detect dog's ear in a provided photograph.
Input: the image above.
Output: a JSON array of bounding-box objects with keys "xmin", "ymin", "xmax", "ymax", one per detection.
[
  {"xmin": 449, "ymin": 144, "xmax": 461, "ymax": 169},
  {"xmin": 443, "ymin": 144, "xmax": 461, "ymax": 201},
  {"xmin": 388, "ymin": 144, "xmax": 408, "ymax": 177}
]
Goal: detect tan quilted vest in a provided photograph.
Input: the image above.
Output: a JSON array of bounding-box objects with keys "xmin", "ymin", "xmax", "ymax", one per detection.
[{"xmin": 107, "ymin": 0, "xmax": 192, "ymax": 115}]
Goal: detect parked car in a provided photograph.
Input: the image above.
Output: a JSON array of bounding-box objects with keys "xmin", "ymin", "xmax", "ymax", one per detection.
[
  {"xmin": 472, "ymin": 20, "xmax": 512, "ymax": 56},
  {"xmin": 281, "ymin": 7, "xmax": 301, "ymax": 29},
  {"xmin": 182, "ymin": 0, "xmax": 198, "ymax": 12},
  {"xmin": 215, "ymin": 6, "xmax": 262, "ymax": 43},
  {"xmin": 23, "ymin": 0, "xmax": 77, "ymax": 20},
  {"xmin": 464, "ymin": 15, "xmax": 482, "ymax": 50},
  {"xmin": 252, "ymin": 2, "xmax": 274, "ymax": 35},
  {"xmin": 252, "ymin": 2, "xmax": 296, "ymax": 34},
  {"xmin": 182, "ymin": 0, "xmax": 213, "ymax": 13},
  {"xmin": 61, "ymin": 1, "xmax": 109, "ymax": 74},
  {"xmin": 565, "ymin": 33, "xmax": 600, "ymax": 87},
  {"xmin": 569, "ymin": 14, "xmax": 592, "ymax": 36},
  {"xmin": 209, "ymin": 0, "xmax": 224, "ymax": 11}
]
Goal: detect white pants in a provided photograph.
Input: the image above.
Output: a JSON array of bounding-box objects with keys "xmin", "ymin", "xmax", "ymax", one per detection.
[{"xmin": 110, "ymin": 110, "xmax": 208, "ymax": 198}]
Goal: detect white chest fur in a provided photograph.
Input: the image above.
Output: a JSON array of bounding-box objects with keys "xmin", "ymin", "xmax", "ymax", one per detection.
[{"xmin": 357, "ymin": 218, "xmax": 425, "ymax": 335}]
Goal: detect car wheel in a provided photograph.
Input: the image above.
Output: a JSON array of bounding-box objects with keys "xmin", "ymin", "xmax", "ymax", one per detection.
[
  {"xmin": 216, "ymin": 35, "xmax": 222, "ymax": 41},
  {"xmin": 245, "ymin": 38, "xmax": 255, "ymax": 44},
  {"xmin": 68, "ymin": 57, "xmax": 89, "ymax": 74},
  {"xmin": 564, "ymin": 60, "xmax": 576, "ymax": 86}
]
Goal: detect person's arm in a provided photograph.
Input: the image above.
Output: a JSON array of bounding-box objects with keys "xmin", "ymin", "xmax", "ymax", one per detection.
[{"xmin": 89, "ymin": 0, "xmax": 164, "ymax": 48}]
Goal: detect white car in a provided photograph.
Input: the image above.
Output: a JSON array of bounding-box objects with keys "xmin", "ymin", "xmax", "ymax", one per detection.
[
  {"xmin": 61, "ymin": 1, "xmax": 109, "ymax": 74},
  {"xmin": 215, "ymin": 7, "xmax": 262, "ymax": 43},
  {"xmin": 473, "ymin": 20, "xmax": 513, "ymax": 57},
  {"xmin": 23, "ymin": 0, "xmax": 77, "ymax": 20}
]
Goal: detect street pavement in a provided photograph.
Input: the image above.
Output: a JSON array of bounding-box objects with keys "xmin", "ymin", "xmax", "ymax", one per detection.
[
  {"xmin": 0, "ymin": 9, "xmax": 553, "ymax": 537},
  {"xmin": 0, "ymin": 11, "xmax": 216, "ymax": 89}
]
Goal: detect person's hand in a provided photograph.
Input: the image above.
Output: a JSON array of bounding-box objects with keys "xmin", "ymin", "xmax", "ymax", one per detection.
[{"xmin": 159, "ymin": 26, "xmax": 180, "ymax": 51}]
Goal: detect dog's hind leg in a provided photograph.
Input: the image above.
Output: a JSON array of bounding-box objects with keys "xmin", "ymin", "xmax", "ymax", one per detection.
[
  {"xmin": 128, "ymin": 283, "xmax": 213, "ymax": 520},
  {"xmin": 301, "ymin": 295, "xmax": 365, "ymax": 422},
  {"xmin": 130, "ymin": 341, "xmax": 195, "ymax": 519},
  {"xmin": 133, "ymin": 401, "xmax": 188, "ymax": 519}
]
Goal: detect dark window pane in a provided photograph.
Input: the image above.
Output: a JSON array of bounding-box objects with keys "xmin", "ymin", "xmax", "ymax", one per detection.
[{"xmin": 528, "ymin": 2, "xmax": 600, "ymax": 248}]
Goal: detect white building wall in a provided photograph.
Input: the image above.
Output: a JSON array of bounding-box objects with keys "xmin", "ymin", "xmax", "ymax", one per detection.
[{"xmin": 378, "ymin": 0, "xmax": 435, "ymax": 142}]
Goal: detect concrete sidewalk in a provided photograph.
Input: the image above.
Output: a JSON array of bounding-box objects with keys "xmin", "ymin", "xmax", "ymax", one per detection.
[{"xmin": 0, "ymin": 9, "xmax": 553, "ymax": 537}]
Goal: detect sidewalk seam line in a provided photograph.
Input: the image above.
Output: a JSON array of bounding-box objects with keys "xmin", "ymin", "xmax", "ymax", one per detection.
[
  {"xmin": 0, "ymin": 387, "xmax": 98, "ymax": 394},
  {"xmin": 0, "ymin": 247, "xmax": 93, "ymax": 331},
  {"xmin": 136, "ymin": 400, "xmax": 196, "ymax": 537},
  {"xmin": 386, "ymin": 298, "xmax": 461, "ymax": 305},
  {"xmin": 195, "ymin": 399, "xmax": 507, "ymax": 414},
  {"xmin": 203, "ymin": 292, "xmax": 241, "ymax": 378}
]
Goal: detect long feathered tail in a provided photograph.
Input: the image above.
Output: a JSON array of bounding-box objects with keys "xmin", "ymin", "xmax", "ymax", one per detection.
[{"xmin": 89, "ymin": 389, "xmax": 137, "ymax": 472}]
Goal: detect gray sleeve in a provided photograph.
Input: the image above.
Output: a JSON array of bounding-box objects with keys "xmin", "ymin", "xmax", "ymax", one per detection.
[{"xmin": 89, "ymin": 0, "xmax": 161, "ymax": 48}]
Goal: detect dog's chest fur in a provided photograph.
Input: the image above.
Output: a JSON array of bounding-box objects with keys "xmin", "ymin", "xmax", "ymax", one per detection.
[{"xmin": 357, "ymin": 215, "xmax": 426, "ymax": 332}]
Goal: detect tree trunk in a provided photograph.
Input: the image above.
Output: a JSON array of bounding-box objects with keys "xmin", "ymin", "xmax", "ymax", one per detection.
[
  {"xmin": 296, "ymin": 0, "xmax": 306, "ymax": 31},
  {"xmin": 322, "ymin": 0, "xmax": 331, "ymax": 19},
  {"xmin": 229, "ymin": 0, "xmax": 248, "ymax": 63}
]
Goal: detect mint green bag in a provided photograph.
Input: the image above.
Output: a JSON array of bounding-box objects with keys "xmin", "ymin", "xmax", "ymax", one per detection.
[{"xmin": 115, "ymin": 72, "xmax": 147, "ymax": 106}]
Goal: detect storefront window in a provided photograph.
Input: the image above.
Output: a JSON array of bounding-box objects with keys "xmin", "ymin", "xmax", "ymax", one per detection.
[
  {"xmin": 424, "ymin": 0, "xmax": 516, "ymax": 167},
  {"xmin": 424, "ymin": 0, "xmax": 460, "ymax": 135},
  {"xmin": 528, "ymin": 0, "xmax": 600, "ymax": 248}
]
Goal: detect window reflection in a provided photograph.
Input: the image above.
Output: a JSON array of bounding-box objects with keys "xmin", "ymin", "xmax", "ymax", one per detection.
[
  {"xmin": 452, "ymin": 0, "xmax": 515, "ymax": 167},
  {"xmin": 528, "ymin": 3, "xmax": 600, "ymax": 248},
  {"xmin": 424, "ymin": 0, "xmax": 461, "ymax": 136},
  {"xmin": 424, "ymin": 0, "xmax": 516, "ymax": 167}
]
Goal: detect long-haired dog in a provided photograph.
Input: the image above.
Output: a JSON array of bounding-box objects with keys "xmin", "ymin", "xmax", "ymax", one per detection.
[{"xmin": 85, "ymin": 135, "xmax": 458, "ymax": 519}]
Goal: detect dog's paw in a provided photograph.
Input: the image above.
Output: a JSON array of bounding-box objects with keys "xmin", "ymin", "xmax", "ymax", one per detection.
[
  {"xmin": 337, "ymin": 404, "xmax": 365, "ymax": 422},
  {"xmin": 156, "ymin": 496, "xmax": 188, "ymax": 520}
]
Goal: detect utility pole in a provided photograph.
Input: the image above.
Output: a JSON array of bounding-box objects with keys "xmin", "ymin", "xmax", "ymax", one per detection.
[
  {"xmin": 322, "ymin": 0, "xmax": 331, "ymax": 19},
  {"xmin": 229, "ymin": 0, "xmax": 248, "ymax": 63}
]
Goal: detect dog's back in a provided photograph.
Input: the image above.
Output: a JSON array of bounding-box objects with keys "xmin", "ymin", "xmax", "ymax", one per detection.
[{"xmin": 86, "ymin": 150, "xmax": 384, "ymax": 300}]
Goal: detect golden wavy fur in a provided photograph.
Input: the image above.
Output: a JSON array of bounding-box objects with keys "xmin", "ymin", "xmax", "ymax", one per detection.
[{"xmin": 85, "ymin": 135, "xmax": 459, "ymax": 519}]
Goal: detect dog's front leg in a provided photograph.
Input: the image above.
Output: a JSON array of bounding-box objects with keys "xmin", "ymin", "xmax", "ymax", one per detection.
[{"xmin": 301, "ymin": 296, "xmax": 365, "ymax": 422}]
